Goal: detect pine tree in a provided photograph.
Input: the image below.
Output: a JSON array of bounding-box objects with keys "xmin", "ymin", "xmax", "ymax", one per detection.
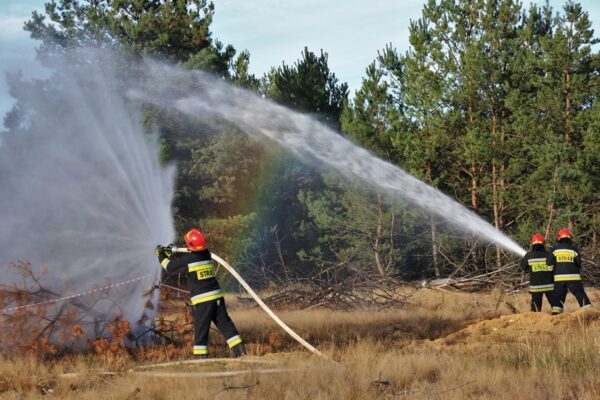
[
  {"xmin": 25, "ymin": 0, "xmax": 229, "ymax": 68},
  {"xmin": 298, "ymin": 178, "xmax": 405, "ymax": 278},
  {"xmin": 534, "ymin": 1, "xmax": 599, "ymax": 236},
  {"xmin": 341, "ymin": 46, "xmax": 402, "ymax": 162},
  {"xmin": 264, "ymin": 47, "xmax": 348, "ymax": 126}
]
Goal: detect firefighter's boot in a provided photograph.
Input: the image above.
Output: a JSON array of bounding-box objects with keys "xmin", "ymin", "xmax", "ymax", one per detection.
[{"xmin": 231, "ymin": 343, "xmax": 246, "ymax": 358}]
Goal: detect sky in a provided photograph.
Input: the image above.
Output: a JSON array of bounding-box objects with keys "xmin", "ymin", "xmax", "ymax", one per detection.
[{"xmin": 1, "ymin": 0, "xmax": 599, "ymax": 121}]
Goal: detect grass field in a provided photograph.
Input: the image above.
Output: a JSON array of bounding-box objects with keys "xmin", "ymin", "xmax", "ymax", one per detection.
[{"xmin": 1, "ymin": 287, "xmax": 600, "ymax": 399}]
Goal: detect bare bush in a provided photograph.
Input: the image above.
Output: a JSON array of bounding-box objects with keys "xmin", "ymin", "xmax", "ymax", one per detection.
[{"xmin": 0, "ymin": 261, "xmax": 152, "ymax": 355}]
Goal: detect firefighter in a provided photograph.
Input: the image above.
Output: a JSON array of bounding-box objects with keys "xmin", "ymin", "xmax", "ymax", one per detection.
[
  {"xmin": 520, "ymin": 233, "xmax": 555, "ymax": 312},
  {"xmin": 156, "ymin": 228, "xmax": 245, "ymax": 358},
  {"xmin": 550, "ymin": 228, "xmax": 592, "ymax": 315}
]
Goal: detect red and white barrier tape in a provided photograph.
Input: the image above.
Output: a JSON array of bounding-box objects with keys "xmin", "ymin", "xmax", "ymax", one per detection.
[
  {"xmin": 159, "ymin": 282, "xmax": 190, "ymax": 294},
  {"xmin": 0, "ymin": 275, "xmax": 151, "ymax": 314}
]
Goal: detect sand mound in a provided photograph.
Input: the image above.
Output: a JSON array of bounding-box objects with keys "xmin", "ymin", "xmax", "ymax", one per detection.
[{"xmin": 425, "ymin": 308, "xmax": 600, "ymax": 350}]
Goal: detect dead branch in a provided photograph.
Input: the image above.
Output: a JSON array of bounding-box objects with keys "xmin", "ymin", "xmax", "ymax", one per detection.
[
  {"xmin": 0, "ymin": 261, "xmax": 138, "ymax": 355},
  {"xmin": 223, "ymin": 380, "xmax": 260, "ymax": 390}
]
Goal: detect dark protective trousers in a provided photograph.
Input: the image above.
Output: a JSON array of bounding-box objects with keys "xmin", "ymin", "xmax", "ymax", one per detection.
[
  {"xmin": 192, "ymin": 298, "xmax": 242, "ymax": 355},
  {"xmin": 552, "ymin": 281, "xmax": 592, "ymax": 314},
  {"xmin": 530, "ymin": 291, "xmax": 554, "ymax": 312}
]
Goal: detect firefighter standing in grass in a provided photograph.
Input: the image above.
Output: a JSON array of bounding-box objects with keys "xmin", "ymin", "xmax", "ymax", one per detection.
[
  {"xmin": 156, "ymin": 228, "xmax": 245, "ymax": 358},
  {"xmin": 550, "ymin": 227, "xmax": 592, "ymax": 315},
  {"xmin": 520, "ymin": 233, "xmax": 555, "ymax": 312}
]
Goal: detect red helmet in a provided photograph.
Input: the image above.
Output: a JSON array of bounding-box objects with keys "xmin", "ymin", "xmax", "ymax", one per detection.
[
  {"xmin": 557, "ymin": 227, "xmax": 572, "ymax": 241},
  {"xmin": 184, "ymin": 228, "xmax": 206, "ymax": 251},
  {"xmin": 530, "ymin": 233, "xmax": 545, "ymax": 246}
]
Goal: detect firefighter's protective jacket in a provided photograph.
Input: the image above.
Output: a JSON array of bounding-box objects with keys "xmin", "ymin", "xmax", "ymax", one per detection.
[
  {"xmin": 158, "ymin": 250, "xmax": 223, "ymax": 305},
  {"xmin": 520, "ymin": 246, "xmax": 555, "ymax": 292},
  {"xmin": 551, "ymin": 240, "xmax": 582, "ymax": 282}
]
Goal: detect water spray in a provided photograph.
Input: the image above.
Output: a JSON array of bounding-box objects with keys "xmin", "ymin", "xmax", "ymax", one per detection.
[
  {"xmin": 0, "ymin": 50, "xmax": 175, "ymax": 342},
  {"xmin": 136, "ymin": 63, "xmax": 527, "ymax": 258}
]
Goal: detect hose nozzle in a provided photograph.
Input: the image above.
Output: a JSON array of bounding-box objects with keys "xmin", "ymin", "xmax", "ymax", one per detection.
[
  {"xmin": 169, "ymin": 245, "xmax": 189, "ymax": 253},
  {"xmin": 157, "ymin": 244, "xmax": 189, "ymax": 254}
]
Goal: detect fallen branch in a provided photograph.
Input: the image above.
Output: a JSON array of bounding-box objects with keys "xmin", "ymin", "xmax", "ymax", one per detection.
[
  {"xmin": 430, "ymin": 380, "xmax": 476, "ymax": 396},
  {"xmin": 223, "ymin": 380, "xmax": 259, "ymax": 390}
]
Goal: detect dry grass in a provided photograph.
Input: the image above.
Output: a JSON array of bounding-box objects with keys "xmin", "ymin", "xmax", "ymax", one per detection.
[{"xmin": 1, "ymin": 287, "xmax": 600, "ymax": 399}]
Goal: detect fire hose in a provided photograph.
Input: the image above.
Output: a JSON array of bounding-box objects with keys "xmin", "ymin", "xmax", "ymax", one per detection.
[{"xmin": 165, "ymin": 247, "xmax": 326, "ymax": 359}]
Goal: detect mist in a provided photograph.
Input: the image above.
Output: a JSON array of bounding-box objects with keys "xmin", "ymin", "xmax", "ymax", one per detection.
[{"xmin": 0, "ymin": 50, "xmax": 175, "ymax": 341}]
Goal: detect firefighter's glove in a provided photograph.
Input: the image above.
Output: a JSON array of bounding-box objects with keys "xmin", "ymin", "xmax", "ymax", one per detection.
[
  {"xmin": 164, "ymin": 243, "xmax": 174, "ymax": 259},
  {"xmin": 155, "ymin": 245, "xmax": 166, "ymax": 257}
]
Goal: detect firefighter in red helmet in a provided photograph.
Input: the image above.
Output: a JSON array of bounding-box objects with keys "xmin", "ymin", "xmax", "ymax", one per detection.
[
  {"xmin": 520, "ymin": 233, "xmax": 555, "ymax": 312},
  {"xmin": 550, "ymin": 228, "xmax": 592, "ymax": 315},
  {"xmin": 156, "ymin": 228, "xmax": 245, "ymax": 357}
]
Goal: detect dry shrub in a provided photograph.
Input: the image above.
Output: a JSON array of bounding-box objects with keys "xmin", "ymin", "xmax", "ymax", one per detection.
[
  {"xmin": 0, "ymin": 261, "xmax": 152, "ymax": 356},
  {"xmin": 89, "ymin": 318, "xmax": 136, "ymax": 364}
]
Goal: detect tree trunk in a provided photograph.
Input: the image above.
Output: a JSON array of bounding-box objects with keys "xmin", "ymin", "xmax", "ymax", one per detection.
[
  {"xmin": 468, "ymin": 98, "xmax": 478, "ymax": 212},
  {"xmin": 468, "ymin": 100, "xmax": 480, "ymax": 270},
  {"xmin": 492, "ymin": 164, "xmax": 502, "ymax": 269},
  {"xmin": 426, "ymin": 163, "xmax": 440, "ymax": 276},
  {"xmin": 491, "ymin": 105, "xmax": 502, "ymax": 270},
  {"xmin": 499, "ymin": 127, "xmax": 506, "ymax": 231},
  {"xmin": 545, "ymin": 168, "xmax": 558, "ymax": 239},
  {"xmin": 499, "ymin": 127, "xmax": 507, "ymax": 269},
  {"xmin": 593, "ymin": 228, "xmax": 598, "ymax": 261},
  {"xmin": 545, "ymin": 203, "xmax": 555, "ymax": 240},
  {"xmin": 374, "ymin": 194, "xmax": 386, "ymax": 277},
  {"xmin": 564, "ymin": 70, "xmax": 571, "ymax": 144},
  {"xmin": 431, "ymin": 219, "xmax": 440, "ymax": 277},
  {"xmin": 386, "ymin": 210, "xmax": 396, "ymax": 272},
  {"xmin": 471, "ymin": 162, "xmax": 479, "ymax": 211},
  {"xmin": 564, "ymin": 69, "xmax": 573, "ymax": 230}
]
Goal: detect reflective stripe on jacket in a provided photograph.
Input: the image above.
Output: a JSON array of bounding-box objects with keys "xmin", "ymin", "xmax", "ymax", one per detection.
[
  {"xmin": 157, "ymin": 249, "xmax": 222, "ymax": 303},
  {"xmin": 520, "ymin": 248, "xmax": 554, "ymax": 293},
  {"xmin": 552, "ymin": 241, "xmax": 581, "ymax": 282}
]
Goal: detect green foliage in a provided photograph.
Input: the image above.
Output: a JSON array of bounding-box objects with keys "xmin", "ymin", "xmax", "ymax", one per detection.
[
  {"xmin": 231, "ymin": 50, "xmax": 261, "ymax": 90},
  {"xmin": 263, "ymin": 47, "xmax": 349, "ymax": 125},
  {"xmin": 298, "ymin": 177, "xmax": 403, "ymax": 277},
  {"xmin": 340, "ymin": 48, "xmax": 402, "ymax": 161},
  {"xmin": 20, "ymin": 0, "xmax": 262, "ymax": 265},
  {"xmin": 202, "ymin": 213, "xmax": 257, "ymax": 264},
  {"xmin": 8, "ymin": 0, "xmax": 600, "ymax": 281},
  {"xmin": 238, "ymin": 48, "xmax": 351, "ymax": 277},
  {"xmin": 335, "ymin": 0, "xmax": 599, "ymax": 273},
  {"xmin": 169, "ymin": 130, "xmax": 266, "ymax": 258},
  {"xmin": 26, "ymin": 0, "xmax": 219, "ymax": 64}
]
